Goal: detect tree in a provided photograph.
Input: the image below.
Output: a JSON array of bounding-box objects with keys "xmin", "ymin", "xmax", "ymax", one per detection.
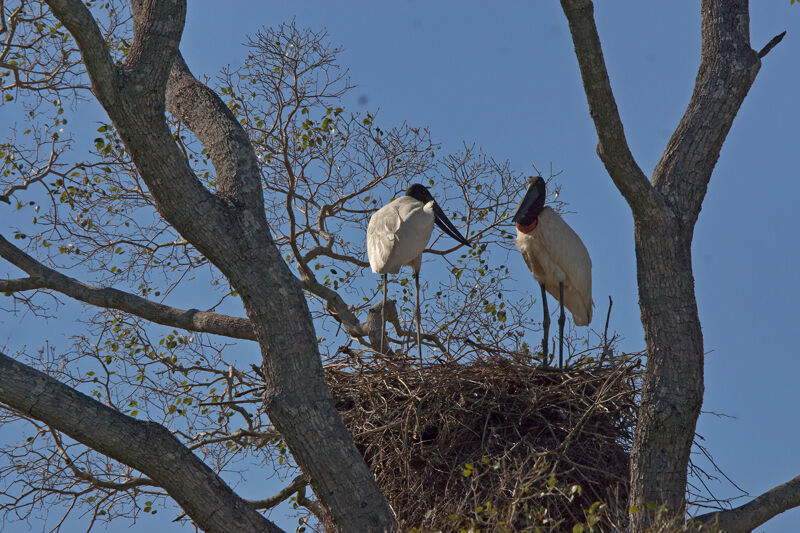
[
  {"xmin": 1, "ymin": 1, "xmax": 525, "ymax": 531},
  {"xmin": 1, "ymin": 1, "xmax": 798, "ymax": 532},
  {"xmin": 1, "ymin": 0, "xmax": 396, "ymax": 531},
  {"xmin": 559, "ymin": 0, "xmax": 791, "ymax": 530}
]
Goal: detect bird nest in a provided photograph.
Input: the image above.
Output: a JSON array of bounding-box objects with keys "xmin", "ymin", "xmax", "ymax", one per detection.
[{"xmin": 325, "ymin": 353, "xmax": 640, "ymax": 532}]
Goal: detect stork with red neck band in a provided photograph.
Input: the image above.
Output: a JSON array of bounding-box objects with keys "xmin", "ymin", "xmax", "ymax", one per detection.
[{"xmin": 512, "ymin": 176, "xmax": 593, "ymax": 368}]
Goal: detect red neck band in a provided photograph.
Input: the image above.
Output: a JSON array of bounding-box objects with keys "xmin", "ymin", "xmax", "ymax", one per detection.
[{"xmin": 515, "ymin": 219, "xmax": 538, "ymax": 234}]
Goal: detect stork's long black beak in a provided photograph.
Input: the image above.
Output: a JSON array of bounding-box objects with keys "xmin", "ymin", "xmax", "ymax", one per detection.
[
  {"xmin": 433, "ymin": 203, "xmax": 471, "ymax": 247},
  {"xmin": 512, "ymin": 183, "xmax": 542, "ymax": 223}
]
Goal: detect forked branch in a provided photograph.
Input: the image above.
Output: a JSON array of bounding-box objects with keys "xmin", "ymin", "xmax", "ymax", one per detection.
[{"xmin": 559, "ymin": 0, "xmax": 664, "ymax": 219}]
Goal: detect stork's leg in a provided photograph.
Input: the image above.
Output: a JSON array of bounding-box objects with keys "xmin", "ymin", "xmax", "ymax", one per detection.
[
  {"xmin": 380, "ymin": 273, "xmax": 388, "ymax": 355},
  {"xmin": 415, "ymin": 270, "xmax": 422, "ymax": 366},
  {"xmin": 558, "ymin": 281, "xmax": 566, "ymax": 369},
  {"xmin": 540, "ymin": 283, "xmax": 550, "ymax": 366}
]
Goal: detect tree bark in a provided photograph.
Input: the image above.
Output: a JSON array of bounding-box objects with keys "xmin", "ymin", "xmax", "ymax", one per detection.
[
  {"xmin": 0, "ymin": 234, "xmax": 257, "ymax": 340},
  {"xmin": 631, "ymin": 1, "xmax": 759, "ymax": 527},
  {"xmin": 694, "ymin": 474, "xmax": 800, "ymax": 532},
  {"xmin": 560, "ymin": 0, "xmax": 762, "ymax": 529},
  {"xmin": 42, "ymin": 1, "xmax": 396, "ymax": 530},
  {"xmin": 0, "ymin": 350, "xmax": 280, "ymax": 533},
  {"xmin": 629, "ymin": 216, "xmax": 703, "ymax": 522}
]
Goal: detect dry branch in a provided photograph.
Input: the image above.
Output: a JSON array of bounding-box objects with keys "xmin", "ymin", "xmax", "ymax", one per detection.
[
  {"xmin": 694, "ymin": 474, "xmax": 800, "ymax": 533},
  {"xmin": 0, "ymin": 349, "xmax": 279, "ymax": 533},
  {"xmin": 0, "ymin": 234, "xmax": 257, "ymax": 340}
]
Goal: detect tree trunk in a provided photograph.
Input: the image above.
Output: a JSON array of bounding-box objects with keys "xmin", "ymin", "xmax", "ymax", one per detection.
[
  {"xmin": 559, "ymin": 0, "xmax": 763, "ymax": 529},
  {"xmin": 629, "ymin": 215, "xmax": 704, "ymax": 526}
]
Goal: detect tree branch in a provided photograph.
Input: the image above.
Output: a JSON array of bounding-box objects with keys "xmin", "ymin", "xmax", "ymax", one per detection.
[
  {"xmin": 694, "ymin": 474, "xmax": 800, "ymax": 533},
  {"xmin": 0, "ymin": 141, "xmax": 59, "ymax": 204},
  {"xmin": 0, "ymin": 235, "xmax": 256, "ymax": 340},
  {"xmin": 757, "ymin": 30, "xmax": 786, "ymax": 58},
  {"xmin": 299, "ymin": 276, "xmax": 421, "ymax": 355},
  {"xmin": 651, "ymin": 0, "xmax": 760, "ymax": 226},
  {"xmin": 559, "ymin": 0, "xmax": 665, "ymax": 220},
  {"xmin": 126, "ymin": 0, "xmax": 187, "ymax": 94},
  {"xmin": 186, "ymin": 428, "xmax": 280, "ymax": 451},
  {"xmin": 296, "ymin": 483, "xmax": 325, "ymax": 523},
  {"xmin": 0, "ymin": 350, "xmax": 281, "ymax": 533},
  {"xmin": 47, "ymin": 0, "xmax": 229, "ymax": 256},
  {"xmin": 302, "ymin": 245, "xmax": 370, "ymax": 269},
  {"xmin": 43, "ymin": 0, "xmax": 118, "ymax": 105},
  {"xmin": 166, "ymin": 52, "xmax": 263, "ymax": 211},
  {"xmin": 0, "ymin": 276, "xmax": 46, "ymax": 292},
  {"xmin": 248, "ymin": 474, "xmax": 306, "ymax": 511},
  {"xmin": 299, "ymin": 276, "xmax": 368, "ymax": 338},
  {"xmin": 49, "ymin": 427, "xmax": 159, "ymax": 491}
]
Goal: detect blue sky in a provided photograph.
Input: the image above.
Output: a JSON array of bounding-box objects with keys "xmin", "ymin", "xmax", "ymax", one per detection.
[{"xmin": 2, "ymin": 2, "xmax": 799, "ymax": 531}]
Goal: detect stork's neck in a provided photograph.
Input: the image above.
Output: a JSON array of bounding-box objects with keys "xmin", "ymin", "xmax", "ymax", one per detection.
[{"xmin": 515, "ymin": 219, "xmax": 538, "ymax": 234}]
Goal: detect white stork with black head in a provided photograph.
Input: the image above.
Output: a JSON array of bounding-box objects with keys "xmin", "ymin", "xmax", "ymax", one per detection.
[
  {"xmin": 513, "ymin": 176, "xmax": 592, "ymax": 368},
  {"xmin": 367, "ymin": 183, "xmax": 471, "ymax": 362}
]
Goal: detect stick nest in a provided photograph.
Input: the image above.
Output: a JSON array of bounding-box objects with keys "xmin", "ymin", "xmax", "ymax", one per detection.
[{"xmin": 326, "ymin": 354, "xmax": 639, "ymax": 532}]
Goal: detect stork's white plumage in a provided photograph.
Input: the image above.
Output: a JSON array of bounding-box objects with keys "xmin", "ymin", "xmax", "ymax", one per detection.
[
  {"xmin": 513, "ymin": 176, "xmax": 593, "ymax": 368},
  {"xmin": 367, "ymin": 196, "xmax": 436, "ymax": 275},
  {"xmin": 515, "ymin": 207, "xmax": 592, "ymax": 326},
  {"xmin": 367, "ymin": 184, "xmax": 471, "ymax": 362}
]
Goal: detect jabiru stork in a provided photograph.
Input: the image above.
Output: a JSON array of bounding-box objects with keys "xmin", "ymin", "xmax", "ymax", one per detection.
[
  {"xmin": 513, "ymin": 176, "xmax": 592, "ymax": 368},
  {"xmin": 367, "ymin": 183, "xmax": 471, "ymax": 363}
]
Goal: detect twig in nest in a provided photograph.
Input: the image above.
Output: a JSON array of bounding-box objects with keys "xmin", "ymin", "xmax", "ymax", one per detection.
[
  {"xmin": 601, "ymin": 295, "xmax": 613, "ymax": 361},
  {"xmin": 325, "ymin": 351, "xmax": 640, "ymax": 530}
]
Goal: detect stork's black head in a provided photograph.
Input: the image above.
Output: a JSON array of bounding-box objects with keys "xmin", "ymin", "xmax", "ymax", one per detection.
[
  {"xmin": 405, "ymin": 183, "xmax": 471, "ymax": 248},
  {"xmin": 512, "ymin": 176, "xmax": 546, "ymax": 227},
  {"xmin": 405, "ymin": 183, "xmax": 434, "ymax": 204}
]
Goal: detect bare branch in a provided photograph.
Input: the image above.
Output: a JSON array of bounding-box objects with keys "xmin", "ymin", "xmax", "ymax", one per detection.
[
  {"xmin": 0, "ymin": 349, "xmax": 281, "ymax": 533},
  {"xmin": 186, "ymin": 428, "xmax": 280, "ymax": 451},
  {"xmin": 651, "ymin": 0, "xmax": 761, "ymax": 225},
  {"xmin": 43, "ymin": 0, "xmax": 118, "ymax": 105},
  {"xmin": 49, "ymin": 428, "xmax": 158, "ymax": 491},
  {"xmin": 0, "ymin": 276, "xmax": 46, "ymax": 292},
  {"xmin": 299, "ymin": 276, "xmax": 422, "ymax": 356},
  {"xmin": 296, "ymin": 484, "xmax": 325, "ymax": 522},
  {"xmin": 303, "ymin": 245, "xmax": 369, "ymax": 269},
  {"xmin": 559, "ymin": 0, "xmax": 665, "ymax": 219},
  {"xmin": 0, "ymin": 140, "xmax": 59, "ymax": 204},
  {"xmin": 248, "ymin": 474, "xmax": 306, "ymax": 511},
  {"xmin": 299, "ymin": 276, "xmax": 366, "ymax": 337},
  {"xmin": 166, "ymin": 52, "xmax": 262, "ymax": 210},
  {"xmin": 757, "ymin": 30, "xmax": 786, "ymax": 59},
  {"xmin": 694, "ymin": 474, "xmax": 800, "ymax": 533},
  {"xmin": 0, "ymin": 234, "xmax": 256, "ymax": 340}
]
